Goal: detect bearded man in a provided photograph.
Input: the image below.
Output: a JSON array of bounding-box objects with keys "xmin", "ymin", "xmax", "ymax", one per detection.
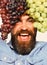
[{"xmin": 0, "ymin": 0, "xmax": 47, "ymax": 65}]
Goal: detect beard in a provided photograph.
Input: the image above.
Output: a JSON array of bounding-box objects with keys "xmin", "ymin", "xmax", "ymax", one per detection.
[{"xmin": 11, "ymin": 29, "xmax": 37, "ymax": 55}]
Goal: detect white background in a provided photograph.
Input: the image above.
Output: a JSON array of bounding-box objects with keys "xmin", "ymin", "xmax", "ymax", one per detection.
[{"xmin": 0, "ymin": 16, "xmax": 47, "ymax": 43}]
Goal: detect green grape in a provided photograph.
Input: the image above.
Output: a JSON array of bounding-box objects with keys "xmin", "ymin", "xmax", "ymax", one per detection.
[
  {"xmin": 29, "ymin": 8, "xmax": 35, "ymax": 13},
  {"xmin": 33, "ymin": 0, "xmax": 37, "ymax": 2},
  {"xmin": 40, "ymin": 0, "xmax": 45, "ymax": 2},
  {"xmin": 43, "ymin": 2, "xmax": 47, "ymax": 7},
  {"xmin": 42, "ymin": 13, "xmax": 46, "ymax": 18},
  {"xmin": 31, "ymin": 4, "xmax": 36, "ymax": 8},
  {"xmin": 34, "ymin": 22, "xmax": 42, "ymax": 29},
  {"xmin": 35, "ymin": 1, "xmax": 41, "ymax": 6},
  {"xmin": 44, "ymin": 18, "xmax": 47, "ymax": 22},
  {"xmin": 39, "ymin": 5, "xmax": 44, "ymax": 12},
  {"xmin": 36, "ymin": 7, "xmax": 40, "ymax": 12},
  {"xmin": 27, "ymin": 0, "xmax": 33, "ymax": 4},
  {"xmin": 42, "ymin": 21, "xmax": 47, "ymax": 28},
  {"xmin": 44, "ymin": 8, "xmax": 47, "ymax": 13},
  {"xmin": 34, "ymin": 12, "xmax": 40, "ymax": 18},
  {"xmin": 26, "ymin": 0, "xmax": 47, "ymax": 32},
  {"xmin": 40, "ymin": 28, "xmax": 46, "ymax": 32},
  {"xmin": 38, "ymin": 17, "xmax": 43, "ymax": 22}
]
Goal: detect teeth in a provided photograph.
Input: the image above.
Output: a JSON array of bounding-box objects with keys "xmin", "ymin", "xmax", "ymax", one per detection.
[{"xmin": 20, "ymin": 34, "xmax": 28, "ymax": 36}]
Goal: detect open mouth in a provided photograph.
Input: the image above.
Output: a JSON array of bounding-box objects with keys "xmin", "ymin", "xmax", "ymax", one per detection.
[
  {"xmin": 18, "ymin": 33, "xmax": 31, "ymax": 41},
  {"xmin": 19, "ymin": 33, "xmax": 29, "ymax": 36}
]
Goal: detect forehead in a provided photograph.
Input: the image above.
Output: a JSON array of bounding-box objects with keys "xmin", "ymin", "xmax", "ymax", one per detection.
[
  {"xmin": 20, "ymin": 14, "xmax": 30, "ymax": 20},
  {"xmin": 21, "ymin": 14, "xmax": 29, "ymax": 19},
  {"xmin": 20, "ymin": 14, "xmax": 34, "ymax": 22}
]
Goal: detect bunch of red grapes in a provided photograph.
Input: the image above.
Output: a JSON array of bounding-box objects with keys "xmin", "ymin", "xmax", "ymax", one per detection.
[{"xmin": 0, "ymin": 0, "xmax": 28, "ymax": 40}]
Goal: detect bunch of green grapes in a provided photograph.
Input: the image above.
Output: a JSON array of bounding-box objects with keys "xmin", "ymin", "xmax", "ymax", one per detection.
[{"xmin": 26, "ymin": 0, "xmax": 47, "ymax": 32}]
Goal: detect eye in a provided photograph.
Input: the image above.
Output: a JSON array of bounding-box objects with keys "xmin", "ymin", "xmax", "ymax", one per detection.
[
  {"xmin": 16, "ymin": 18, "xmax": 21, "ymax": 22},
  {"xmin": 11, "ymin": 18, "xmax": 21, "ymax": 25},
  {"xmin": 28, "ymin": 18, "xmax": 34, "ymax": 22}
]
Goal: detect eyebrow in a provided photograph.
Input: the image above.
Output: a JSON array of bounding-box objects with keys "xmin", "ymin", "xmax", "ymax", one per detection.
[
  {"xmin": 27, "ymin": 17, "xmax": 36, "ymax": 23},
  {"xmin": 27, "ymin": 17, "xmax": 34, "ymax": 20}
]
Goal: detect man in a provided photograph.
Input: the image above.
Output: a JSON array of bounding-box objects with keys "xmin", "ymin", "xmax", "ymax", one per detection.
[{"xmin": 0, "ymin": 0, "xmax": 47, "ymax": 65}]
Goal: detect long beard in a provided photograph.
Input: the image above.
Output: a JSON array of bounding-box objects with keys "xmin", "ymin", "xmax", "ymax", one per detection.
[
  {"xmin": 11, "ymin": 29, "xmax": 37, "ymax": 55},
  {"xmin": 11, "ymin": 37, "xmax": 36, "ymax": 55}
]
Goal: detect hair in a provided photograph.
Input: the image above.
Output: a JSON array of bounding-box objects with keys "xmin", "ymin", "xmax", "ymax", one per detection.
[{"xmin": 0, "ymin": 0, "xmax": 28, "ymax": 40}]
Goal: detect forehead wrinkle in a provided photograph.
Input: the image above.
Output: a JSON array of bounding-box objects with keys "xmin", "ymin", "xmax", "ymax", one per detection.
[{"xmin": 20, "ymin": 14, "xmax": 29, "ymax": 21}]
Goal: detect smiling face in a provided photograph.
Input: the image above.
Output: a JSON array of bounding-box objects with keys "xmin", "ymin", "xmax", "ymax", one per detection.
[{"xmin": 11, "ymin": 14, "xmax": 37, "ymax": 55}]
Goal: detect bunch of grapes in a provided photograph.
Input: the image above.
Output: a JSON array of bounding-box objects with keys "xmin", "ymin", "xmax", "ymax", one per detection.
[
  {"xmin": 26, "ymin": 0, "xmax": 47, "ymax": 32},
  {"xmin": 0, "ymin": 0, "xmax": 28, "ymax": 40}
]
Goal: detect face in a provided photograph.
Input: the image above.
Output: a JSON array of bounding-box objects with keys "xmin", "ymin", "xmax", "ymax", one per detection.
[{"xmin": 11, "ymin": 14, "xmax": 37, "ymax": 55}]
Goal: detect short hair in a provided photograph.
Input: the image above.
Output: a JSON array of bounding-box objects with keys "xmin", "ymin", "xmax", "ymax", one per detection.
[{"xmin": 0, "ymin": 0, "xmax": 28, "ymax": 40}]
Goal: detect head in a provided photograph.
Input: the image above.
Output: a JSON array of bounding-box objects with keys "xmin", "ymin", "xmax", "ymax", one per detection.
[
  {"xmin": 0, "ymin": 0, "xmax": 37, "ymax": 55},
  {"xmin": 11, "ymin": 13, "xmax": 37, "ymax": 55}
]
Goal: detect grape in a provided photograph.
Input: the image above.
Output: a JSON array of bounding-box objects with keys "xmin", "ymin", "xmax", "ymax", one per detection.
[
  {"xmin": 0, "ymin": 0, "xmax": 28, "ymax": 39},
  {"xmin": 42, "ymin": 13, "xmax": 46, "ymax": 18},
  {"xmin": 38, "ymin": 17, "xmax": 43, "ymax": 22},
  {"xmin": 26, "ymin": 0, "xmax": 47, "ymax": 32},
  {"xmin": 39, "ymin": 5, "xmax": 44, "ymax": 12},
  {"xmin": 34, "ymin": 22, "xmax": 42, "ymax": 30},
  {"xmin": 44, "ymin": 8, "xmax": 47, "ymax": 13},
  {"xmin": 35, "ymin": 1, "xmax": 41, "ymax": 6},
  {"xmin": 40, "ymin": 0, "xmax": 45, "ymax": 2},
  {"xmin": 34, "ymin": 12, "xmax": 40, "ymax": 18},
  {"xmin": 43, "ymin": 2, "xmax": 47, "ymax": 7}
]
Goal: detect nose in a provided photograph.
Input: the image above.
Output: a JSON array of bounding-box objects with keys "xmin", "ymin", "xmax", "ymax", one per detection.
[{"xmin": 21, "ymin": 22, "xmax": 27, "ymax": 30}]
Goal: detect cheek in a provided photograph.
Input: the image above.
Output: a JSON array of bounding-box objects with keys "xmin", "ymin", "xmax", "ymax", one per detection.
[
  {"xmin": 11, "ymin": 23, "xmax": 21, "ymax": 34},
  {"xmin": 27, "ymin": 22, "xmax": 35, "ymax": 33},
  {"xmin": 11, "ymin": 22, "xmax": 35, "ymax": 34}
]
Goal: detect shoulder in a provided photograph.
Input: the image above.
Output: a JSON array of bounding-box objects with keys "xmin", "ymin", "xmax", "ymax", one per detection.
[
  {"xmin": 36, "ymin": 41, "xmax": 47, "ymax": 49},
  {"xmin": 36, "ymin": 41, "xmax": 47, "ymax": 64},
  {"xmin": 35, "ymin": 41, "xmax": 47, "ymax": 57},
  {"xmin": 0, "ymin": 39, "xmax": 15, "ymax": 65},
  {"xmin": 30, "ymin": 41, "xmax": 47, "ymax": 57},
  {"xmin": 0, "ymin": 38, "xmax": 6, "ymax": 44},
  {"xmin": 35, "ymin": 41, "xmax": 47, "ymax": 53},
  {"xmin": 0, "ymin": 38, "xmax": 6, "ymax": 48},
  {"xmin": 0, "ymin": 38, "xmax": 12, "ymax": 53},
  {"xmin": 28, "ymin": 41, "xmax": 47, "ymax": 64},
  {"xmin": 0, "ymin": 38, "xmax": 9, "ymax": 54}
]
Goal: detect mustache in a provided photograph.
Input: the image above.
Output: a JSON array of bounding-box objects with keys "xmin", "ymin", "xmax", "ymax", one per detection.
[{"xmin": 13, "ymin": 29, "xmax": 35, "ymax": 37}]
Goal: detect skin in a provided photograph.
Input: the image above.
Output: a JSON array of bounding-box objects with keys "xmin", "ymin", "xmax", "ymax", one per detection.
[{"xmin": 11, "ymin": 14, "xmax": 37, "ymax": 55}]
